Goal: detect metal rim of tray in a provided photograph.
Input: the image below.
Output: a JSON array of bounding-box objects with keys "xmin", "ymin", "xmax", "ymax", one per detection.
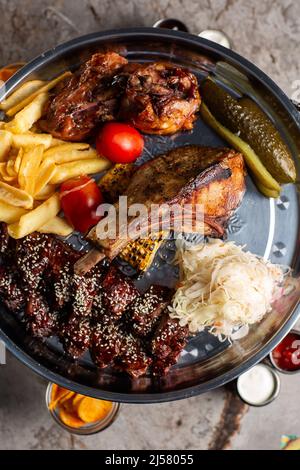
[{"xmin": 0, "ymin": 27, "xmax": 299, "ymax": 403}]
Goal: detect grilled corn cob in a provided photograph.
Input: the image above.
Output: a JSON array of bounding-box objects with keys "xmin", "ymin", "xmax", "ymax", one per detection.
[
  {"xmin": 99, "ymin": 164, "xmax": 165, "ymax": 272},
  {"xmin": 99, "ymin": 163, "xmax": 136, "ymax": 203},
  {"xmin": 120, "ymin": 233, "xmax": 166, "ymax": 272}
]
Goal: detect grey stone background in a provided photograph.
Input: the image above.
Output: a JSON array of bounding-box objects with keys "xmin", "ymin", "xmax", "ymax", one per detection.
[
  {"xmin": 0, "ymin": 0, "xmax": 300, "ymax": 451},
  {"xmin": 1, "ymin": 0, "xmax": 299, "ymax": 96}
]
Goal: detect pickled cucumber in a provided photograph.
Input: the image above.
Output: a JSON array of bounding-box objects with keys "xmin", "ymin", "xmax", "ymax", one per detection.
[
  {"xmin": 201, "ymin": 79, "xmax": 296, "ymax": 184},
  {"xmin": 200, "ymin": 102, "xmax": 281, "ymax": 193},
  {"xmin": 253, "ymin": 180, "xmax": 280, "ymax": 199}
]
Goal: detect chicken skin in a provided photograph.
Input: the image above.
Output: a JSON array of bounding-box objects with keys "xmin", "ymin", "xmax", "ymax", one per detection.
[
  {"xmin": 41, "ymin": 53, "xmax": 201, "ymax": 140},
  {"xmin": 40, "ymin": 52, "xmax": 128, "ymax": 141},
  {"xmin": 119, "ymin": 62, "xmax": 201, "ymax": 134}
]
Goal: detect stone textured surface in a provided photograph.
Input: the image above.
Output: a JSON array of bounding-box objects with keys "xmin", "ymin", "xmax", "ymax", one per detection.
[
  {"xmin": 0, "ymin": 0, "xmax": 300, "ymax": 451},
  {"xmin": 0, "ymin": 354, "xmax": 228, "ymax": 450},
  {"xmin": 232, "ymin": 370, "xmax": 300, "ymax": 450},
  {"xmin": 0, "ymin": 0, "xmax": 299, "ymax": 96}
]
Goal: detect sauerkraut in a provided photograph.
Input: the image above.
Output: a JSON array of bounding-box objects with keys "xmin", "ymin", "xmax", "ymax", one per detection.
[{"xmin": 169, "ymin": 239, "xmax": 284, "ymax": 339}]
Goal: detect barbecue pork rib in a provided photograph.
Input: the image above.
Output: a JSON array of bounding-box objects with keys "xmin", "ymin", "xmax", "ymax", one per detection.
[{"xmin": 75, "ymin": 145, "xmax": 246, "ymax": 275}]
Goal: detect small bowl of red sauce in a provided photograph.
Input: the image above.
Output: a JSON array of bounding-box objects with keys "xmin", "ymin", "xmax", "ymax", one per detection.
[{"xmin": 269, "ymin": 329, "xmax": 300, "ymax": 374}]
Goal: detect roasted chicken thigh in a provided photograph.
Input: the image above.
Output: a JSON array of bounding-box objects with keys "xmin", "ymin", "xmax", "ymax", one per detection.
[{"xmin": 119, "ymin": 62, "xmax": 201, "ymax": 134}]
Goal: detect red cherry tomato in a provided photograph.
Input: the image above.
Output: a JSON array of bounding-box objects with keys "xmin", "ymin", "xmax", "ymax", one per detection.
[
  {"xmin": 60, "ymin": 175, "xmax": 103, "ymax": 233},
  {"xmin": 96, "ymin": 122, "xmax": 144, "ymax": 163}
]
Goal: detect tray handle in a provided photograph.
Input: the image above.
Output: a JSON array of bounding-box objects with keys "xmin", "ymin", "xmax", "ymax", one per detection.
[{"xmin": 292, "ymin": 100, "xmax": 300, "ymax": 113}]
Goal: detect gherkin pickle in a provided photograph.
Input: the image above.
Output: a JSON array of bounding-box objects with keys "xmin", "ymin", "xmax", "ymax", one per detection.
[
  {"xmin": 201, "ymin": 79, "xmax": 296, "ymax": 184},
  {"xmin": 253, "ymin": 180, "xmax": 280, "ymax": 199},
  {"xmin": 200, "ymin": 102, "xmax": 281, "ymax": 194}
]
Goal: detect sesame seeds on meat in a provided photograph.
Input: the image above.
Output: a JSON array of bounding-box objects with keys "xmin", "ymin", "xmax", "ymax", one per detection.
[
  {"xmin": 0, "ymin": 228, "xmax": 188, "ymax": 377},
  {"xmin": 125, "ymin": 285, "xmax": 172, "ymax": 337},
  {"xmin": 90, "ymin": 321, "xmax": 122, "ymax": 368}
]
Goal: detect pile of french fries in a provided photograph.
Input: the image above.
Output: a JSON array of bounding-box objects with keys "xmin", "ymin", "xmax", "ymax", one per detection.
[{"xmin": 0, "ymin": 74, "xmax": 111, "ymax": 239}]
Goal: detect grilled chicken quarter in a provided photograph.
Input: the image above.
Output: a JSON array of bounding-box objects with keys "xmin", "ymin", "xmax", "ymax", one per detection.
[
  {"xmin": 75, "ymin": 145, "xmax": 246, "ymax": 275},
  {"xmin": 40, "ymin": 52, "xmax": 128, "ymax": 141},
  {"xmin": 40, "ymin": 52, "xmax": 201, "ymax": 141}
]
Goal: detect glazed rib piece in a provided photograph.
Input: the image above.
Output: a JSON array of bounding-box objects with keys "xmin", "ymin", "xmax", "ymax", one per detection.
[
  {"xmin": 0, "ymin": 222, "xmax": 9, "ymax": 254},
  {"xmin": 40, "ymin": 52, "xmax": 128, "ymax": 141},
  {"xmin": 151, "ymin": 314, "xmax": 189, "ymax": 375},
  {"xmin": 115, "ymin": 332, "xmax": 152, "ymax": 378},
  {"xmin": 77, "ymin": 145, "xmax": 246, "ymax": 274},
  {"xmin": 0, "ymin": 265, "xmax": 25, "ymax": 312},
  {"xmin": 60, "ymin": 264, "xmax": 106, "ymax": 358},
  {"xmin": 44, "ymin": 239, "xmax": 82, "ymax": 310},
  {"xmin": 25, "ymin": 292, "xmax": 58, "ymax": 338},
  {"xmin": 61, "ymin": 315, "xmax": 92, "ymax": 359},
  {"xmin": 100, "ymin": 265, "xmax": 139, "ymax": 318},
  {"xmin": 90, "ymin": 321, "xmax": 122, "ymax": 369},
  {"xmin": 125, "ymin": 285, "xmax": 173, "ymax": 337},
  {"xmin": 60, "ymin": 274, "xmax": 96, "ymax": 357},
  {"xmin": 15, "ymin": 233, "xmax": 55, "ymax": 291}
]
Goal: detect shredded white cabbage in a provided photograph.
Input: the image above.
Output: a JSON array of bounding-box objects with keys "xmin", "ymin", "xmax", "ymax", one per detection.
[{"xmin": 169, "ymin": 239, "xmax": 284, "ymax": 339}]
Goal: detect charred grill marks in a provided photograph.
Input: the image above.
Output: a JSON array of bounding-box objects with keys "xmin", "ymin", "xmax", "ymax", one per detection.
[{"xmin": 78, "ymin": 145, "xmax": 246, "ymax": 274}]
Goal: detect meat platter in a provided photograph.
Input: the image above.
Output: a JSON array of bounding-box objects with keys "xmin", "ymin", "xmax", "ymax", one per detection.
[{"xmin": 0, "ymin": 28, "xmax": 299, "ymax": 403}]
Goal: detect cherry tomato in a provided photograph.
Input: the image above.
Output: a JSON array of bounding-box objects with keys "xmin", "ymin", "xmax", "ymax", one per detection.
[
  {"xmin": 60, "ymin": 175, "xmax": 103, "ymax": 233},
  {"xmin": 96, "ymin": 122, "xmax": 144, "ymax": 163}
]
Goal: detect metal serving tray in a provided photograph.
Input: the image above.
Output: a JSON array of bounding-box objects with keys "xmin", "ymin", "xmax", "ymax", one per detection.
[{"xmin": 0, "ymin": 28, "xmax": 299, "ymax": 403}]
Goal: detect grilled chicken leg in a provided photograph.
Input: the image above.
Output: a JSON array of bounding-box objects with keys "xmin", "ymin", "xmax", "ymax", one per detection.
[{"xmin": 40, "ymin": 52, "xmax": 128, "ymax": 141}]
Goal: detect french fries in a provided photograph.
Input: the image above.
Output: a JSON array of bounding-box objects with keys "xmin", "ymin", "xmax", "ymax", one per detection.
[
  {"xmin": 0, "ymin": 74, "xmax": 110, "ymax": 239},
  {"xmin": 50, "ymin": 138, "xmax": 68, "ymax": 147},
  {"xmin": 51, "ymin": 158, "xmax": 111, "ymax": 184},
  {"xmin": 42, "ymin": 143, "xmax": 95, "ymax": 164},
  {"xmin": 5, "ymin": 92, "xmax": 49, "ymax": 134},
  {"xmin": 34, "ymin": 159, "xmax": 56, "ymax": 196},
  {"xmin": 34, "ymin": 184, "xmax": 56, "ymax": 200},
  {"xmin": 0, "ymin": 162, "xmax": 16, "ymax": 182},
  {"xmin": 43, "ymin": 143, "xmax": 90, "ymax": 158},
  {"xmin": 0, "ymin": 130, "xmax": 12, "ymax": 161},
  {"xmin": 7, "ymin": 193, "xmax": 60, "ymax": 239},
  {"xmin": 11, "ymin": 131, "xmax": 53, "ymax": 149},
  {"xmin": 0, "ymin": 200, "xmax": 27, "ymax": 223},
  {"xmin": 14, "ymin": 148, "xmax": 22, "ymax": 173},
  {"xmin": 39, "ymin": 216, "xmax": 73, "ymax": 237},
  {"xmin": 0, "ymin": 162, "xmax": 9, "ymax": 178},
  {"xmin": 0, "ymin": 181, "xmax": 33, "ymax": 208},
  {"xmin": 46, "ymin": 148, "xmax": 98, "ymax": 165},
  {"xmin": 0, "ymin": 80, "xmax": 45, "ymax": 112},
  {"xmin": 6, "ymin": 72, "xmax": 72, "ymax": 117},
  {"xmin": 6, "ymin": 159, "xmax": 16, "ymax": 177},
  {"xmin": 18, "ymin": 145, "xmax": 44, "ymax": 194}
]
